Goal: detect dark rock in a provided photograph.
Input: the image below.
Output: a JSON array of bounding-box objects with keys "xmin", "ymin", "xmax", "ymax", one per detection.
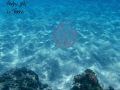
[
  {"xmin": 0, "ymin": 67, "xmax": 115, "ymax": 90},
  {"xmin": 109, "ymin": 86, "xmax": 114, "ymax": 90},
  {"xmin": 0, "ymin": 67, "xmax": 52, "ymax": 90},
  {"xmin": 70, "ymin": 69, "xmax": 103, "ymax": 90}
]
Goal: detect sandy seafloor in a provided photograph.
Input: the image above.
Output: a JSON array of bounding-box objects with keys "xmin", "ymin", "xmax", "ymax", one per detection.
[{"xmin": 0, "ymin": 0, "xmax": 120, "ymax": 90}]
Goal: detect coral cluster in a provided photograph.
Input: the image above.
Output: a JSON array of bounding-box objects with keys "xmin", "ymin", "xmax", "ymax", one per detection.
[{"xmin": 71, "ymin": 69, "xmax": 103, "ymax": 90}]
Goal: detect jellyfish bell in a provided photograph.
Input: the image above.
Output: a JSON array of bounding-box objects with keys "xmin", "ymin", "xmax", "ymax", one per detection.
[{"xmin": 53, "ymin": 23, "xmax": 77, "ymax": 48}]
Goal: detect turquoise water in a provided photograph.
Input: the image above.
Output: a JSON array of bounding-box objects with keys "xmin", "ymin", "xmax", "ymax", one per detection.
[{"xmin": 0, "ymin": 0, "xmax": 120, "ymax": 89}]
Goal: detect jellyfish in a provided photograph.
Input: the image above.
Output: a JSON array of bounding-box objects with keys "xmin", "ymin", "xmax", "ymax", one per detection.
[{"xmin": 53, "ymin": 23, "xmax": 77, "ymax": 48}]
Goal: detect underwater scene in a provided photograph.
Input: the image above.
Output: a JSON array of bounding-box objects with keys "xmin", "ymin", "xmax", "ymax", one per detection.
[{"xmin": 0, "ymin": 0, "xmax": 120, "ymax": 90}]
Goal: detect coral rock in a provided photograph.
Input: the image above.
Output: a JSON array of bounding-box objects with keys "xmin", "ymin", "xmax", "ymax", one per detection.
[{"xmin": 71, "ymin": 69, "xmax": 103, "ymax": 90}]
